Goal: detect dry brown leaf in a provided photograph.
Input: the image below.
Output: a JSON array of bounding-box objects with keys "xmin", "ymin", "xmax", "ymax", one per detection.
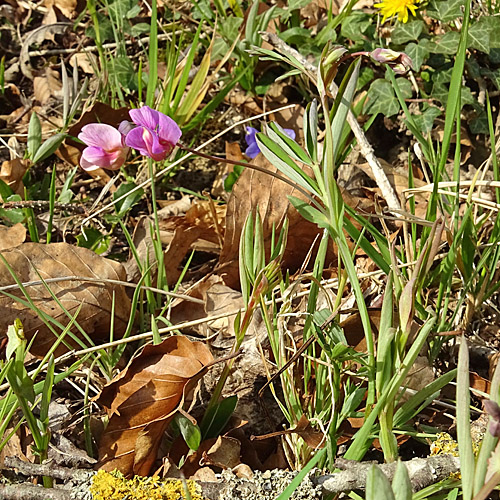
[
  {"xmin": 0, "ymin": 242, "xmax": 131, "ymax": 357},
  {"xmin": 43, "ymin": 0, "xmax": 82, "ymax": 19},
  {"xmin": 0, "ymin": 158, "xmax": 30, "ymax": 197},
  {"xmin": 33, "ymin": 67, "xmax": 63, "ymax": 104},
  {"xmin": 201, "ymin": 436, "xmax": 241, "ymax": 469},
  {"xmin": 123, "ymin": 216, "xmax": 156, "ymax": 284},
  {"xmin": 96, "ymin": 336, "xmax": 213, "ymax": 476},
  {"xmin": 0, "ymin": 224, "xmax": 26, "ymax": 251},
  {"xmin": 211, "ymin": 142, "xmax": 244, "ymax": 199},
  {"xmin": 69, "ymin": 52, "xmax": 97, "ymax": 74},
  {"xmin": 218, "ymin": 155, "xmax": 335, "ymax": 288},
  {"xmin": 204, "ymin": 282, "xmax": 244, "ymax": 337},
  {"xmin": 160, "ymin": 201, "xmax": 224, "ymax": 286}
]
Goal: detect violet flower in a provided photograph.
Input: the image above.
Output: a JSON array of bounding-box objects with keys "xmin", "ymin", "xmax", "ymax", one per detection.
[
  {"xmin": 125, "ymin": 106, "xmax": 182, "ymax": 161},
  {"xmin": 245, "ymin": 126, "xmax": 296, "ymax": 159},
  {"xmin": 484, "ymin": 399, "xmax": 500, "ymax": 437},
  {"xmin": 78, "ymin": 123, "xmax": 130, "ymax": 171}
]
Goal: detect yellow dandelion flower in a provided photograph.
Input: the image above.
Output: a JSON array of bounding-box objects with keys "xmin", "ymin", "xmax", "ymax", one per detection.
[{"xmin": 374, "ymin": 0, "xmax": 420, "ymax": 23}]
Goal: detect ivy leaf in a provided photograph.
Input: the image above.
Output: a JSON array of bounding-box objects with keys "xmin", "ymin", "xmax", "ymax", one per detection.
[
  {"xmin": 404, "ymin": 41, "xmax": 429, "ymax": 72},
  {"xmin": 341, "ymin": 11, "xmax": 373, "ymax": 42},
  {"xmin": 469, "ymin": 109, "xmax": 488, "ymax": 134},
  {"xmin": 114, "ymin": 55, "xmax": 137, "ymax": 92},
  {"xmin": 422, "ymin": 32, "xmax": 460, "ymax": 55},
  {"xmin": 391, "ymin": 20, "xmax": 424, "ymax": 45},
  {"xmin": 413, "ymin": 106, "xmax": 441, "ymax": 134},
  {"xmin": 427, "ymin": 0, "xmax": 464, "ymax": 22},
  {"xmin": 432, "ymin": 83, "xmax": 476, "ymax": 108},
  {"xmin": 365, "ymin": 78, "xmax": 412, "ymax": 117},
  {"xmin": 468, "ymin": 18, "xmax": 491, "ymax": 53},
  {"xmin": 482, "ymin": 68, "xmax": 500, "ymax": 91},
  {"xmin": 484, "ymin": 16, "xmax": 500, "ymax": 48}
]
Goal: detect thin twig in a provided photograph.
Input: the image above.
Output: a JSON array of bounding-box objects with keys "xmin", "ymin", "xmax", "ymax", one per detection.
[{"xmin": 0, "ymin": 276, "xmax": 205, "ymax": 304}]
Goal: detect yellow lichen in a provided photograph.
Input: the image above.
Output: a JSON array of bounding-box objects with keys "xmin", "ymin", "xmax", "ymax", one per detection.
[
  {"xmin": 430, "ymin": 432, "xmax": 459, "ymax": 457},
  {"xmin": 430, "ymin": 431, "xmax": 481, "ymax": 458},
  {"xmin": 90, "ymin": 470, "xmax": 204, "ymax": 500},
  {"xmin": 430, "ymin": 432, "xmax": 481, "ymax": 479}
]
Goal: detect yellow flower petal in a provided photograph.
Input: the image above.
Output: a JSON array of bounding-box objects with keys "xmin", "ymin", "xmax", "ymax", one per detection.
[{"xmin": 375, "ymin": 0, "xmax": 420, "ymax": 23}]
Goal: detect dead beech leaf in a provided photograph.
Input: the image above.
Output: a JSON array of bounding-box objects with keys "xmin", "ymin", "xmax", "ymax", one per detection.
[
  {"xmin": 96, "ymin": 336, "xmax": 213, "ymax": 476},
  {"xmin": 0, "ymin": 158, "xmax": 30, "ymax": 197},
  {"xmin": 0, "ymin": 242, "xmax": 131, "ymax": 357},
  {"xmin": 292, "ymin": 415, "xmax": 325, "ymax": 449},
  {"xmin": 205, "ymin": 282, "xmax": 244, "ymax": 337},
  {"xmin": 219, "ymin": 155, "xmax": 335, "ymax": 289},
  {"xmin": 69, "ymin": 52, "xmax": 97, "ymax": 74},
  {"xmin": 160, "ymin": 200, "xmax": 225, "ymax": 286},
  {"xmin": 0, "ymin": 224, "xmax": 26, "ymax": 251},
  {"xmin": 43, "ymin": 0, "xmax": 81, "ymax": 19},
  {"xmin": 201, "ymin": 436, "xmax": 241, "ymax": 469},
  {"xmin": 33, "ymin": 67, "xmax": 63, "ymax": 104}
]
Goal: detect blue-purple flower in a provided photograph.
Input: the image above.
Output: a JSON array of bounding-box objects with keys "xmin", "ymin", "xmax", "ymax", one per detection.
[
  {"xmin": 245, "ymin": 126, "xmax": 296, "ymax": 159},
  {"xmin": 125, "ymin": 106, "xmax": 182, "ymax": 161}
]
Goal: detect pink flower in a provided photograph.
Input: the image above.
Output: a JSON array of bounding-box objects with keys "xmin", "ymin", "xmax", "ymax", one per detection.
[
  {"xmin": 369, "ymin": 48, "xmax": 413, "ymax": 75},
  {"xmin": 78, "ymin": 123, "xmax": 129, "ymax": 171},
  {"xmin": 125, "ymin": 106, "xmax": 182, "ymax": 161}
]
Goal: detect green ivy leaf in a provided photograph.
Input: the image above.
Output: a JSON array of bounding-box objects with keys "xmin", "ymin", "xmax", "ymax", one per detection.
[
  {"xmin": 484, "ymin": 16, "xmax": 500, "ymax": 48},
  {"xmin": 422, "ymin": 32, "xmax": 460, "ymax": 54},
  {"xmin": 341, "ymin": 11, "xmax": 373, "ymax": 42},
  {"xmin": 404, "ymin": 41, "xmax": 429, "ymax": 72},
  {"xmin": 114, "ymin": 56, "xmax": 137, "ymax": 92},
  {"xmin": 365, "ymin": 78, "xmax": 412, "ymax": 117},
  {"xmin": 468, "ymin": 18, "xmax": 491, "ymax": 53},
  {"xmin": 432, "ymin": 83, "xmax": 476, "ymax": 107},
  {"xmin": 482, "ymin": 68, "xmax": 500, "ymax": 91},
  {"xmin": 433, "ymin": 66, "xmax": 454, "ymax": 84},
  {"xmin": 427, "ymin": 0, "xmax": 464, "ymax": 22},
  {"xmin": 413, "ymin": 106, "xmax": 441, "ymax": 134},
  {"xmin": 469, "ymin": 109, "xmax": 489, "ymax": 134},
  {"xmin": 391, "ymin": 20, "xmax": 424, "ymax": 44}
]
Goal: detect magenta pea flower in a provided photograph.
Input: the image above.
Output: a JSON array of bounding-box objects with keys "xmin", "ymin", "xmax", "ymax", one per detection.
[
  {"xmin": 78, "ymin": 123, "xmax": 130, "ymax": 171},
  {"xmin": 245, "ymin": 126, "xmax": 296, "ymax": 159},
  {"xmin": 125, "ymin": 106, "xmax": 182, "ymax": 161}
]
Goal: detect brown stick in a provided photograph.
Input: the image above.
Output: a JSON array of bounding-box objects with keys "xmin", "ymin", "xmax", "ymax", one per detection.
[
  {"xmin": 0, "ymin": 484, "xmax": 71, "ymax": 500},
  {"xmin": 2, "ymin": 454, "xmax": 460, "ymax": 498},
  {"xmin": 318, "ymin": 455, "xmax": 460, "ymax": 494}
]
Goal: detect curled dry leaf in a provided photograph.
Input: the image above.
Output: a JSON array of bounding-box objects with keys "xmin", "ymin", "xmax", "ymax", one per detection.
[
  {"xmin": 0, "ymin": 242, "xmax": 131, "ymax": 357},
  {"xmin": 20, "ymin": 22, "xmax": 72, "ymax": 79},
  {"xmin": 0, "ymin": 158, "xmax": 30, "ymax": 198},
  {"xmin": 33, "ymin": 67, "xmax": 63, "ymax": 105},
  {"xmin": 218, "ymin": 155, "xmax": 334, "ymax": 288},
  {"xmin": 0, "ymin": 223, "xmax": 26, "ymax": 251},
  {"xmin": 96, "ymin": 335, "xmax": 213, "ymax": 476},
  {"xmin": 160, "ymin": 200, "xmax": 225, "ymax": 286}
]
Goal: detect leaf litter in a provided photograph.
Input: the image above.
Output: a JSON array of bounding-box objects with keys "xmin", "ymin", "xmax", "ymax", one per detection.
[{"xmin": 2, "ymin": 0, "xmax": 500, "ymax": 497}]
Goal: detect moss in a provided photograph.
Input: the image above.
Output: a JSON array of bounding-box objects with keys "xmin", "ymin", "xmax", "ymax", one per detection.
[{"xmin": 90, "ymin": 470, "xmax": 204, "ymax": 500}]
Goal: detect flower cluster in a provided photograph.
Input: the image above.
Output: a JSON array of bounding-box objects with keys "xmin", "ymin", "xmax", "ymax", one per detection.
[{"xmin": 78, "ymin": 106, "xmax": 182, "ymax": 171}]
